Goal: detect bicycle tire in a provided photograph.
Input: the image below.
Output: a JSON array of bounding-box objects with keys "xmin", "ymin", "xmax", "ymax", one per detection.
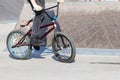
[
  {"xmin": 6, "ymin": 30, "xmax": 32, "ymax": 59},
  {"xmin": 52, "ymin": 32, "xmax": 76, "ymax": 63}
]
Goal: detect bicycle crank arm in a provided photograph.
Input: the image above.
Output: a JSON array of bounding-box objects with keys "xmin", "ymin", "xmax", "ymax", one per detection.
[{"xmin": 12, "ymin": 45, "xmax": 17, "ymax": 48}]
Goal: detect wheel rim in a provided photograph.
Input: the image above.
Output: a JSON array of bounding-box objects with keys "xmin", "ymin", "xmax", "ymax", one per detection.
[
  {"xmin": 7, "ymin": 32, "xmax": 30, "ymax": 58},
  {"xmin": 54, "ymin": 35, "xmax": 72, "ymax": 60}
]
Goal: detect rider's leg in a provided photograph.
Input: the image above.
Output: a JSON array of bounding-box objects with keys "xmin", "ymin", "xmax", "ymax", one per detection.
[{"xmin": 30, "ymin": 12, "xmax": 45, "ymax": 46}]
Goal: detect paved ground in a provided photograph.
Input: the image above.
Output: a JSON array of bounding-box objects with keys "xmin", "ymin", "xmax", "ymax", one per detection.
[
  {"xmin": 1, "ymin": 1, "xmax": 120, "ymax": 79},
  {"xmin": 1, "ymin": 51, "xmax": 120, "ymax": 80},
  {"xmin": 1, "ymin": 22, "xmax": 120, "ymax": 80}
]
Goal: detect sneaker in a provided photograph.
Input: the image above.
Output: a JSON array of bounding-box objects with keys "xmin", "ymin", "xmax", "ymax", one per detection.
[{"xmin": 30, "ymin": 37, "xmax": 45, "ymax": 46}]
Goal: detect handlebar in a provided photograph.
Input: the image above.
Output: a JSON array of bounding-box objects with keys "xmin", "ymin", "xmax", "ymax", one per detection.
[
  {"xmin": 43, "ymin": 2, "xmax": 60, "ymax": 21},
  {"xmin": 20, "ymin": 2, "xmax": 60, "ymax": 27}
]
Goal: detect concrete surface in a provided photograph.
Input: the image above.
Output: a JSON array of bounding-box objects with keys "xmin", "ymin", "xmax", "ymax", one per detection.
[
  {"xmin": 0, "ymin": 0, "xmax": 24, "ymax": 20},
  {"xmin": 0, "ymin": 21, "xmax": 15, "ymax": 51},
  {"xmin": 1, "ymin": 52, "xmax": 120, "ymax": 80},
  {"xmin": 1, "ymin": 1, "xmax": 120, "ymax": 80},
  {"xmin": 1, "ymin": 22, "xmax": 120, "ymax": 80}
]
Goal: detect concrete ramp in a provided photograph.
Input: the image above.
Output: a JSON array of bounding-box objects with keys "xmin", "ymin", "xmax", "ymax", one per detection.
[
  {"xmin": 15, "ymin": 2, "xmax": 120, "ymax": 49},
  {"xmin": 0, "ymin": 0, "xmax": 24, "ymax": 20}
]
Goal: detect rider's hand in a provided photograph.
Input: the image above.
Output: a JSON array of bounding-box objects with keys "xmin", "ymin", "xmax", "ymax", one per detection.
[
  {"xmin": 33, "ymin": 5, "xmax": 42, "ymax": 11},
  {"xmin": 57, "ymin": 0, "xmax": 64, "ymax": 2},
  {"xmin": 30, "ymin": 0, "xmax": 42, "ymax": 11}
]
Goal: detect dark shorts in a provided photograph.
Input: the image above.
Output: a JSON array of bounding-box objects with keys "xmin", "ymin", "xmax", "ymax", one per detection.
[{"xmin": 34, "ymin": 10, "xmax": 44, "ymax": 16}]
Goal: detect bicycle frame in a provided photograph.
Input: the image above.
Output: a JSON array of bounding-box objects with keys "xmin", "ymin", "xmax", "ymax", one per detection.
[
  {"xmin": 39, "ymin": 21, "xmax": 57, "ymax": 39},
  {"xmin": 12, "ymin": 2, "xmax": 60, "ymax": 48},
  {"xmin": 12, "ymin": 21, "xmax": 57, "ymax": 48}
]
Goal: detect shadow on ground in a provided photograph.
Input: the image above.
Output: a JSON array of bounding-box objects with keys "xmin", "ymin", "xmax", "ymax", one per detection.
[
  {"xmin": 90, "ymin": 62, "xmax": 120, "ymax": 65},
  {"xmin": 7, "ymin": 46, "xmax": 53, "ymax": 60},
  {"xmin": 29, "ymin": 46, "xmax": 53, "ymax": 59}
]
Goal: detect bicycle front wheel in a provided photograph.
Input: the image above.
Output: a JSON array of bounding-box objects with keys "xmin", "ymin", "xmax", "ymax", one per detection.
[
  {"xmin": 52, "ymin": 32, "xmax": 76, "ymax": 63},
  {"xmin": 6, "ymin": 30, "xmax": 32, "ymax": 59}
]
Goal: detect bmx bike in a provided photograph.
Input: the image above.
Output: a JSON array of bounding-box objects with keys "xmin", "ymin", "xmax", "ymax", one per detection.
[{"xmin": 6, "ymin": 2, "xmax": 76, "ymax": 63}]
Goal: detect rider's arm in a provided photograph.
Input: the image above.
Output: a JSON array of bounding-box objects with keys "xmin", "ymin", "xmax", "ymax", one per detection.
[
  {"xmin": 30, "ymin": 0, "xmax": 42, "ymax": 11},
  {"xmin": 57, "ymin": 0, "xmax": 64, "ymax": 2}
]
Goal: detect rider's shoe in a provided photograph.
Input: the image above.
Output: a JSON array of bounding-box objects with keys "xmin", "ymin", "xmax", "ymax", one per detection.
[
  {"xmin": 30, "ymin": 37, "xmax": 45, "ymax": 46},
  {"xmin": 33, "ymin": 45, "xmax": 40, "ymax": 50}
]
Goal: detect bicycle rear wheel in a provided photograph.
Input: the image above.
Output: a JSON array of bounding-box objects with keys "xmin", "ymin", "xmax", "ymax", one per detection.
[
  {"xmin": 52, "ymin": 32, "xmax": 76, "ymax": 63},
  {"xmin": 6, "ymin": 30, "xmax": 32, "ymax": 59}
]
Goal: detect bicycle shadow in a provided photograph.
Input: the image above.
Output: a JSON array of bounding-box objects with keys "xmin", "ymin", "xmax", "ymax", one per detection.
[
  {"xmin": 28, "ymin": 46, "xmax": 53, "ymax": 59},
  {"xmin": 29, "ymin": 47, "xmax": 76, "ymax": 63},
  {"xmin": 7, "ymin": 46, "xmax": 75, "ymax": 63},
  {"xmin": 8, "ymin": 46, "xmax": 53, "ymax": 60}
]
